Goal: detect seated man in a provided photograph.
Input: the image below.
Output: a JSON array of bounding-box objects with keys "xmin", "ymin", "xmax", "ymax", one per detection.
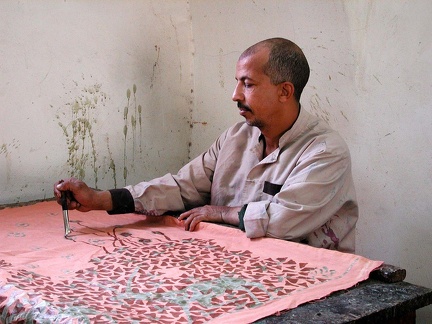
[{"xmin": 54, "ymin": 37, "xmax": 358, "ymax": 253}]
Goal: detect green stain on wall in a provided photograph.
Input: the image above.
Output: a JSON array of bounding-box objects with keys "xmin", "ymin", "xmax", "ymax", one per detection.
[
  {"xmin": 0, "ymin": 144, "xmax": 7, "ymax": 155},
  {"xmin": 106, "ymin": 137, "xmax": 117, "ymax": 188},
  {"xmin": 56, "ymin": 84, "xmax": 107, "ymax": 188},
  {"xmin": 55, "ymin": 82, "xmax": 144, "ymax": 188},
  {"xmin": 122, "ymin": 84, "xmax": 142, "ymax": 186}
]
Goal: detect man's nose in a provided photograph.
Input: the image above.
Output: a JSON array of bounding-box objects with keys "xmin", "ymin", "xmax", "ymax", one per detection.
[{"xmin": 232, "ymin": 83, "xmax": 243, "ymax": 102}]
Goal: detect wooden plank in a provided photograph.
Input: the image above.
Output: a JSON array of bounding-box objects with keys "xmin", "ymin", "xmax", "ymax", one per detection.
[
  {"xmin": 370, "ymin": 263, "xmax": 407, "ymax": 283},
  {"xmin": 256, "ymin": 280, "xmax": 432, "ymax": 323}
]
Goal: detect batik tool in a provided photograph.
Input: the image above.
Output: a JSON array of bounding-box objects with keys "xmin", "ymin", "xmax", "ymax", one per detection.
[{"xmin": 60, "ymin": 191, "xmax": 71, "ymax": 237}]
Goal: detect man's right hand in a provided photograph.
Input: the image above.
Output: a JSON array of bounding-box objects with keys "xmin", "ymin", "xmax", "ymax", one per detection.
[{"xmin": 54, "ymin": 178, "xmax": 113, "ymax": 212}]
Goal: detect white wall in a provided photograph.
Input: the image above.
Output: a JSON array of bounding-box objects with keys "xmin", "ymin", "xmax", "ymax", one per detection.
[
  {"xmin": 189, "ymin": 0, "xmax": 432, "ymax": 321},
  {"xmin": 1, "ymin": 0, "xmax": 431, "ymax": 321},
  {"xmin": 0, "ymin": 0, "xmax": 194, "ymax": 203}
]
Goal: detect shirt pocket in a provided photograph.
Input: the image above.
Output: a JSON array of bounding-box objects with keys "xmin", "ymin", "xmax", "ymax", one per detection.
[{"xmin": 263, "ymin": 181, "xmax": 283, "ymax": 196}]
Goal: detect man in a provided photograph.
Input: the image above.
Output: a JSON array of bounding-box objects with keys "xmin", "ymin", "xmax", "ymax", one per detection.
[{"xmin": 55, "ymin": 38, "xmax": 358, "ymax": 252}]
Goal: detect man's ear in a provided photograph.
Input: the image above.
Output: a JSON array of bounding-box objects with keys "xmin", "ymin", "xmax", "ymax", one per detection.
[{"xmin": 279, "ymin": 82, "xmax": 295, "ymax": 102}]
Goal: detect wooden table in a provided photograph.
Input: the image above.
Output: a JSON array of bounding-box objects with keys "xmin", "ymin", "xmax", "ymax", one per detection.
[{"xmin": 258, "ymin": 265, "xmax": 432, "ymax": 323}]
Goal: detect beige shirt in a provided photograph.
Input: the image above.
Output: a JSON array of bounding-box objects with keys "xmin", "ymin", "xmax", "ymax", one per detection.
[{"xmin": 126, "ymin": 108, "xmax": 358, "ymax": 252}]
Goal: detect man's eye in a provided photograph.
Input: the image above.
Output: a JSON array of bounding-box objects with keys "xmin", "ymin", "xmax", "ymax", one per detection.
[{"xmin": 244, "ymin": 83, "xmax": 253, "ymax": 88}]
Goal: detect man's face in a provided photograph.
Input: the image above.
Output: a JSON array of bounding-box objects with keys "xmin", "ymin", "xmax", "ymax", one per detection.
[{"xmin": 232, "ymin": 48, "xmax": 281, "ymax": 131}]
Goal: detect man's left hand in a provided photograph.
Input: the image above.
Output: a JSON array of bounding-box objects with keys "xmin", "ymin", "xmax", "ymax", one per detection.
[{"xmin": 178, "ymin": 205, "xmax": 241, "ymax": 231}]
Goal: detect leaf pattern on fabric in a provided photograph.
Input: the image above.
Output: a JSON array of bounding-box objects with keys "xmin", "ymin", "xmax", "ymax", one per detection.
[
  {"xmin": 0, "ymin": 202, "xmax": 382, "ymax": 323},
  {"xmin": 2, "ymin": 232, "xmax": 336, "ymax": 323}
]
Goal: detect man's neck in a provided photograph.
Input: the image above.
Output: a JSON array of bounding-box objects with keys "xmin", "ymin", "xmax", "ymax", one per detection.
[
  {"xmin": 262, "ymin": 138, "xmax": 279, "ymax": 158},
  {"xmin": 261, "ymin": 103, "xmax": 300, "ymax": 157}
]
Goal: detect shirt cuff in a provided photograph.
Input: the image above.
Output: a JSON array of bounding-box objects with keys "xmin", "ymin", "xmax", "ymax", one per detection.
[
  {"xmin": 238, "ymin": 204, "xmax": 248, "ymax": 231},
  {"xmin": 107, "ymin": 189, "xmax": 135, "ymax": 214}
]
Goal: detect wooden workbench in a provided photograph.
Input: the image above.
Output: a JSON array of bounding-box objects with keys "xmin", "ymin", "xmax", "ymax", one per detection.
[{"xmin": 258, "ymin": 265, "xmax": 432, "ymax": 323}]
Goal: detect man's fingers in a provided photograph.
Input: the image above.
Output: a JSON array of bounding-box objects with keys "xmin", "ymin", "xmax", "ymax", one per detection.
[
  {"xmin": 183, "ymin": 213, "xmax": 195, "ymax": 231},
  {"xmin": 179, "ymin": 211, "xmax": 202, "ymax": 232},
  {"xmin": 187, "ymin": 215, "xmax": 201, "ymax": 232},
  {"xmin": 178, "ymin": 210, "xmax": 191, "ymax": 221}
]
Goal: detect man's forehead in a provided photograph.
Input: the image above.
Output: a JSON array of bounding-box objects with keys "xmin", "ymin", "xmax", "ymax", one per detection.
[
  {"xmin": 235, "ymin": 52, "xmax": 267, "ymax": 80},
  {"xmin": 239, "ymin": 46, "xmax": 269, "ymax": 64}
]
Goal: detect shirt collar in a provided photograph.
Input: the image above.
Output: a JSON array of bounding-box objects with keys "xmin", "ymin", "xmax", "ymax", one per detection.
[{"xmin": 258, "ymin": 104, "xmax": 309, "ymax": 148}]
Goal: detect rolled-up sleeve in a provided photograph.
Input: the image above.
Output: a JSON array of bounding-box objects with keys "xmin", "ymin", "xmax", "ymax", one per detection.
[{"xmin": 243, "ymin": 201, "xmax": 270, "ymax": 238}]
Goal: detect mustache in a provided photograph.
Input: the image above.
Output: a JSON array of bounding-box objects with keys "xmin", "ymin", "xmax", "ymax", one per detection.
[{"xmin": 237, "ymin": 102, "xmax": 251, "ymax": 111}]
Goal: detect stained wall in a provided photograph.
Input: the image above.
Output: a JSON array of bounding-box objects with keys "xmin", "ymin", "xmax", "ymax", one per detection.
[{"xmin": 0, "ymin": 1, "xmax": 194, "ymax": 203}]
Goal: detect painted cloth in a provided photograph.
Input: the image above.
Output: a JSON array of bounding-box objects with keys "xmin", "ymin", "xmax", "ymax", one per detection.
[
  {"xmin": 0, "ymin": 201, "xmax": 379, "ymax": 323},
  {"xmin": 125, "ymin": 108, "xmax": 358, "ymax": 252}
]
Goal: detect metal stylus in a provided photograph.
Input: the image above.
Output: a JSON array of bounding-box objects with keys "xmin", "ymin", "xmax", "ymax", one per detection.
[{"xmin": 61, "ymin": 191, "xmax": 71, "ymax": 237}]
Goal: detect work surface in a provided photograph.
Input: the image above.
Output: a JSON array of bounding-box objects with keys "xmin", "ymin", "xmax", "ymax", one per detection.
[
  {"xmin": 0, "ymin": 201, "xmax": 428, "ymax": 323},
  {"xmin": 258, "ymin": 279, "xmax": 432, "ymax": 323}
]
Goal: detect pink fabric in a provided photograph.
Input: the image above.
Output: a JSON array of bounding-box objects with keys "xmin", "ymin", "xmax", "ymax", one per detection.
[{"xmin": 0, "ymin": 201, "xmax": 382, "ymax": 323}]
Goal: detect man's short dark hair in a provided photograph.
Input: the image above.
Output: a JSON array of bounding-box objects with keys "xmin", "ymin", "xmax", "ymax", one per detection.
[{"xmin": 241, "ymin": 38, "xmax": 310, "ymax": 102}]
